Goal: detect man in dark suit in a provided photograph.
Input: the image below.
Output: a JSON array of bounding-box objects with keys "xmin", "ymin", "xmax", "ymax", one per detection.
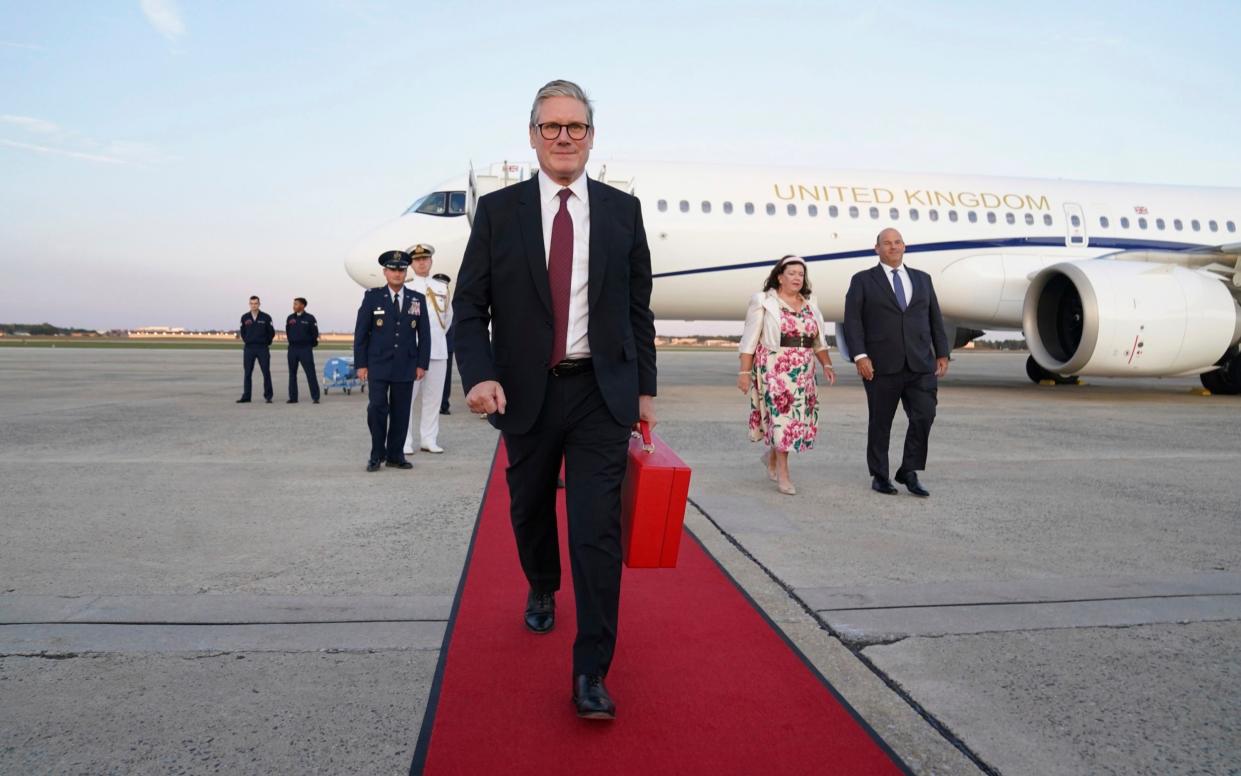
[
  {"xmin": 453, "ymin": 79, "xmax": 657, "ymax": 720},
  {"xmin": 843, "ymin": 228, "xmax": 950, "ymax": 497},
  {"xmin": 236, "ymin": 295, "xmax": 274, "ymax": 403},
  {"xmin": 353, "ymin": 250, "xmax": 430, "ymax": 473}
]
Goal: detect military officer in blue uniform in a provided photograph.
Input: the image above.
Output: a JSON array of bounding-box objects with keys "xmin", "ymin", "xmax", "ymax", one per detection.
[
  {"xmin": 237, "ymin": 295, "xmax": 275, "ymax": 403},
  {"xmin": 285, "ymin": 297, "xmax": 320, "ymax": 404},
  {"xmin": 354, "ymin": 250, "xmax": 431, "ymax": 472}
]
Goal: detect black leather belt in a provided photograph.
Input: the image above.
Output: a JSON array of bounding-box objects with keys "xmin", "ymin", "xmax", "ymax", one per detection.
[
  {"xmin": 549, "ymin": 358, "xmax": 593, "ymax": 377},
  {"xmin": 779, "ymin": 334, "xmax": 817, "ymax": 348}
]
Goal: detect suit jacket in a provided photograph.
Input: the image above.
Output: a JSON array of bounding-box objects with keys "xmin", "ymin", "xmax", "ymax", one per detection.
[
  {"xmin": 453, "ymin": 175, "xmax": 657, "ymax": 434},
  {"xmin": 843, "ymin": 264, "xmax": 949, "ymax": 375},
  {"xmin": 353, "ymin": 286, "xmax": 431, "ymax": 382}
]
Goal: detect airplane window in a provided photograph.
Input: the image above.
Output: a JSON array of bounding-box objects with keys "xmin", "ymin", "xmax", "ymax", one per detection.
[
  {"xmin": 928, "ymin": 209, "xmax": 938, "ymax": 222},
  {"xmin": 1209, "ymin": 220, "xmax": 1219, "ymax": 232},
  {"xmin": 1025, "ymin": 213, "xmax": 1035, "ymax": 225},
  {"xmin": 910, "ymin": 209, "xmax": 920, "ymax": 222},
  {"xmin": 701, "ymin": 201, "xmax": 711, "ymax": 214},
  {"xmin": 1228, "ymin": 221, "xmax": 1236, "ymax": 233},
  {"xmin": 1006, "ymin": 213, "xmax": 1016, "ymax": 225},
  {"xmin": 1173, "ymin": 219, "xmax": 1183, "ymax": 231},
  {"xmin": 1099, "ymin": 216, "xmax": 1109, "ymax": 228},
  {"xmin": 766, "ymin": 203, "xmax": 776, "ymax": 216},
  {"xmin": 1138, "ymin": 217, "xmax": 1148, "ymax": 229},
  {"xmin": 869, "ymin": 207, "xmax": 880, "ymax": 219},
  {"xmin": 848, "ymin": 206, "xmax": 859, "ymax": 219},
  {"xmin": 787, "ymin": 204, "xmax": 797, "ymax": 216},
  {"xmin": 808, "ymin": 204, "xmax": 818, "ymax": 217},
  {"xmin": 986, "ymin": 212, "xmax": 997, "ymax": 224},
  {"xmin": 679, "ymin": 200, "xmax": 689, "ymax": 213},
  {"xmin": 745, "ymin": 202, "xmax": 755, "ymax": 215},
  {"xmin": 448, "ymin": 192, "xmax": 467, "ymax": 214},
  {"xmin": 1191, "ymin": 219, "xmax": 1200, "ymax": 231},
  {"xmin": 968, "ymin": 211, "xmax": 978, "ymax": 223},
  {"xmin": 1070, "ymin": 214, "xmax": 1081, "ymax": 227},
  {"xmin": 888, "ymin": 207, "xmax": 899, "ymax": 220},
  {"xmin": 723, "ymin": 201, "xmax": 733, "ymax": 214},
  {"xmin": 410, "ymin": 192, "xmax": 447, "ymax": 215},
  {"xmin": 657, "ymin": 199, "xmax": 668, "ymax": 212},
  {"xmin": 1155, "ymin": 218, "xmax": 1165, "ymax": 230},
  {"xmin": 1120, "ymin": 217, "xmax": 1130, "ymax": 229},
  {"xmin": 829, "ymin": 205, "xmax": 839, "ymax": 218},
  {"xmin": 948, "ymin": 210, "xmax": 959, "ymax": 223},
  {"xmin": 1043, "ymin": 214, "xmax": 1053, "ymax": 226}
]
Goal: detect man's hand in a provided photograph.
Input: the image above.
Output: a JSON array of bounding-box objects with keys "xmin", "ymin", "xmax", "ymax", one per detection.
[
  {"xmin": 638, "ymin": 395, "xmax": 657, "ymax": 431},
  {"xmin": 935, "ymin": 357, "xmax": 949, "ymax": 378},
  {"xmin": 357, "ymin": 367, "xmax": 368, "ymax": 381},
  {"xmin": 855, "ymin": 356, "xmax": 875, "ymax": 381},
  {"xmin": 466, "ymin": 380, "xmax": 506, "ymax": 415},
  {"xmin": 415, "ymin": 368, "xmax": 426, "ymax": 381}
]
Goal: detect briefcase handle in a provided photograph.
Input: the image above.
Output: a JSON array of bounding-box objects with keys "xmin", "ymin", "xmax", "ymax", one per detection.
[{"xmin": 631, "ymin": 420, "xmax": 655, "ymax": 454}]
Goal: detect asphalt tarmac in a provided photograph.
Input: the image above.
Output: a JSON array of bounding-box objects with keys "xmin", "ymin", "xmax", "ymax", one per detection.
[{"xmin": 1, "ymin": 348, "xmax": 1238, "ymax": 775}]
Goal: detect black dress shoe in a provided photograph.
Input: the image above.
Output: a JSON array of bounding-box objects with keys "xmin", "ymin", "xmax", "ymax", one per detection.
[
  {"xmin": 236, "ymin": 397, "xmax": 251, "ymax": 403},
  {"xmin": 366, "ymin": 460, "xmax": 381, "ymax": 472},
  {"xmin": 312, "ymin": 399, "xmax": 319, "ymax": 404},
  {"xmin": 895, "ymin": 470, "xmax": 930, "ymax": 497},
  {"xmin": 264, "ymin": 398, "xmax": 273, "ymax": 403},
  {"xmin": 385, "ymin": 460, "xmax": 413, "ymax": 470},
  {"xmin": 871, "ymin": 476, "xmax": 899, "ymax": 495},
  {"xmin": 573, "ymin": 674, "xmax": 616, "ymax": 720},
  {"xmin": 524, "ymin": 589, "xmax": 555, "ymax": 634},
  {"xmin": 439, "ymin": 408, "xmax": 450, "ymax": 415},
  {"xmin": 286, "ymin": 399, "xmax": 298, "ymax": 404}
]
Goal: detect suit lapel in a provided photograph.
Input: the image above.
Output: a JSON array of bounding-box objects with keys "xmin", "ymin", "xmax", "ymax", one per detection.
[
  {"xmin": 872, "ymin": 265, "xmax": 902, "ymax": 311},
  {"xmin": 517, "ymin": 177, "xmax": 553, "ymax": 316},
  {"xmin": 587, "ymin": 178, "xmax": 610, "ymax": 309}
]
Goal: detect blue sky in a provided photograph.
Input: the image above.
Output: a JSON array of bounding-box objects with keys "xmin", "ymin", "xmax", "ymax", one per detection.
[{"xmin": 2, "ymin": 0, "xmax": 1239, "ymax": 331}]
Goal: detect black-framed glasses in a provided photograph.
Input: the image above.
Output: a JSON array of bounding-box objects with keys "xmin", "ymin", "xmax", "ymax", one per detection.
[{"xmin": 535, "ymin": 122, "xmax": 591, "ymax": 141}]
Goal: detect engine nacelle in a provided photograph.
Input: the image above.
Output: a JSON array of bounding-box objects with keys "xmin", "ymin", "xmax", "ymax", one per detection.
[{"xmin": 1023, "ymin": 261, "xmax": 1241, "ymax": 377}]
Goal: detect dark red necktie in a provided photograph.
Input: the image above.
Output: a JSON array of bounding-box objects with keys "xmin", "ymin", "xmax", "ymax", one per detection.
[{"xmin": 547, "ymin": 188, "xmax": 573, "ymax": 366}]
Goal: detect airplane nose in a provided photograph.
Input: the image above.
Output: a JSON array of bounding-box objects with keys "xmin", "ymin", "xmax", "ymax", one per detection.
[{"xmin": 344, "ymin": 214, "xmax": 470, "ymax": 289}]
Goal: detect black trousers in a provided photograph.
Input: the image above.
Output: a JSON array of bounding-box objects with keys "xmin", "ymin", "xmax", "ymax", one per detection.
[
  {"xmin": 863, "ymin": 368, "xmax": 937, "ymax": 480},
  {"xmin": 366, "ymin": 379, "xmax": 414, "ymax": 463},
  {"xmin": 242, "ymin": 346, "xmax": 272, "ymax": 400},
  {"xmin": 502, "ymin": 371, "xmax": 630, "ymax": 677},
  {"xmin": 440, "ymin": 350, "xmax": 453, "ymax": 412},
  {"xmin": 287, "ymin": 346, "xmax": 320, "ymax": 401}
]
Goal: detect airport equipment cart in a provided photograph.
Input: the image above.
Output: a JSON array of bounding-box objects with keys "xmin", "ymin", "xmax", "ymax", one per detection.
[{"xmin": 323, "ymin": 356, "xmax": 365, "ymax": 395}]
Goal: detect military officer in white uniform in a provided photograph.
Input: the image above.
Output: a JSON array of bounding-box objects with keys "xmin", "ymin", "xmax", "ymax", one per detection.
[{"xmin": 403, "ymin": 243, "xmax": 453, "ymax": 454}]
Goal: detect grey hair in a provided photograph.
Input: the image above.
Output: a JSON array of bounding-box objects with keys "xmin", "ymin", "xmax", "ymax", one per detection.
[{"xmin": 529, "ymin": 79, "xmax": 594, "ymax": 127}]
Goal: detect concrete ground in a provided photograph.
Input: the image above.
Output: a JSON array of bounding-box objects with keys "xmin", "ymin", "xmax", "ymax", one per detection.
[{"xmin": 1, "ymin": 348, "xmax": 1238, "ymax": 775}]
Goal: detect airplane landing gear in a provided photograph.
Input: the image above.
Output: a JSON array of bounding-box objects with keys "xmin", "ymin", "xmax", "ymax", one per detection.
[
  {"xmin": 1200, "ymin": 352, "xmax": 1241, "ymax": 395},
  {"xmin": 1026, "ymin": 355, "xmax": 1079, "ymax": 385}
]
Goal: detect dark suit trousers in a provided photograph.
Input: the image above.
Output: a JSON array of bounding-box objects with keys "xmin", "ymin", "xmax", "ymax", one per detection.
[
  {"xmin": 440, "ymin": 350, "xmax": 453, "ymax": 412},
  {"xmin": 287, "ymin": 346, "xmax": 319, "ymax": 401},
  {"xmin": 502, "ymin": 370, "xmax": 630, "ymax": 677},
  {"xmin": 366, "ymin": 378, "xmax": 414, "ymax": 463},
  {"xmin": 863, "ymin": 369, "xmax": 937, "ymax": 479},
  {"xmin": 242, "ymin": 345, "xmax": 273, "ymax": 400}
]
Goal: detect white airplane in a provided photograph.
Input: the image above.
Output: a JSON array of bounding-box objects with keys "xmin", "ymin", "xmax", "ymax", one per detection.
[{"xmin": 345, "ymin": 161, "xmax": 1241, "ymax": 394}]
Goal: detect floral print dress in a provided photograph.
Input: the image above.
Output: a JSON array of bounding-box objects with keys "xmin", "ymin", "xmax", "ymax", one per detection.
[{"xmin": 748, "ymin": 304, "xmax": 820, "ymax": 452}]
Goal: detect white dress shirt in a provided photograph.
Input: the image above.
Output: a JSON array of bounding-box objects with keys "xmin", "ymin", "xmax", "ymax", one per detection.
[
  {"xmin": 538, "ymin": 168, "xmax": 591, "ymax": 359},
  {"xmin": 406, "ymin": 274, "xmax": 450, "ymax": 359},
  {"xmin": 855, "ymin": 262, "xmax": 911, "ymax": 361}
]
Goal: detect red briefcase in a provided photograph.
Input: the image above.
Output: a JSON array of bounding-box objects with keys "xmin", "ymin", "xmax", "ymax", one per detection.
[{"xmin": 620, "ymin": 422, "xmax": 692, "ymax": 568}]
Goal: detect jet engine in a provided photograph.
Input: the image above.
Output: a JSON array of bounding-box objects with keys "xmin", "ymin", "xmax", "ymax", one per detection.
[{"xmin": 1022, "ymin": 261, "xmax": 1241, "ymax": 377}]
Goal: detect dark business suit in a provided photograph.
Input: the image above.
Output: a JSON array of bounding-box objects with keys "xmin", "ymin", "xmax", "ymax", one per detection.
[
  {"xmin": 843, "ymin": 264, "xmax": 949, "ymax": 480},
  {"xmin": 354, "ymin": 286, "xmax": 431, "ymax": 463},
  {"xmin": 453, "ymin": 175, "xmax": 656, "ymax": 677}
]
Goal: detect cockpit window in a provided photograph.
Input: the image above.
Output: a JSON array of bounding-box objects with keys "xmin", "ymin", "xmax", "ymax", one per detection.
[{"xmin": 404, "ymin": 191, "xmax": 467, "ymax": 217}]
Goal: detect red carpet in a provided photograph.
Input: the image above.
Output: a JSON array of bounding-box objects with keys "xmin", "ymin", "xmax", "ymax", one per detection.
[{"xmin": 412, "ymin": 441, "xmax": 908, "ymax": 776}]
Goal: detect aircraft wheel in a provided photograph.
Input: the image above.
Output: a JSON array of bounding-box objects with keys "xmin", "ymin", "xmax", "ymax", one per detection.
[
  {"xmin": 1026, "ymin": 355, "xmax": 1078, "ymax": 385},
  {"xmin": 1200, "ymin": 363, "xmax": 1241, "ymax": 395}
]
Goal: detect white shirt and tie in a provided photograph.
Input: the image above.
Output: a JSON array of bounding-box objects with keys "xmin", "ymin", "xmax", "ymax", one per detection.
[
  {"xmin": 854, "ymin": 263, "xmax": 912, "ymax": 362},
  {"xmin": 537, "ymin": 169, "xmax": 591, "ymax": 359}
]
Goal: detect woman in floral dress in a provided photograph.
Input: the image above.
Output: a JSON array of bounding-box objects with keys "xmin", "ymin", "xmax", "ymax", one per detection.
[{"xmin": 737, "ymin": 256, "xmax": 836, "ymax": 495}]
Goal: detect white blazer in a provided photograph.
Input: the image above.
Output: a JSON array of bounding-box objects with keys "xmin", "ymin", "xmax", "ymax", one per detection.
[{"xmin": 739, "ymin": 290, "xmax": 829, "ymax": 355}]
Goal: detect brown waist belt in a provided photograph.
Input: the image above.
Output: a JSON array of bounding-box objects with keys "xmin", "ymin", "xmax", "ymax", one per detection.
[{"xmin": 779, "ymin": 334, "xmax": 817, "ymax": 348}]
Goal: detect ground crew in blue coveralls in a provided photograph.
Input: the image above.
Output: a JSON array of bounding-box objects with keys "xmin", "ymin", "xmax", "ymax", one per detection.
[
  {"xmin": 354, "ymin": 250, "xmax": 430, "ymax": 472},
  {"xmin": 285, "ymin": 297, "xmax": 320, "ymax": 404},
  {"xmin": 237, "ymin": 295, "xmax": 275, "ymax": 403}
]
